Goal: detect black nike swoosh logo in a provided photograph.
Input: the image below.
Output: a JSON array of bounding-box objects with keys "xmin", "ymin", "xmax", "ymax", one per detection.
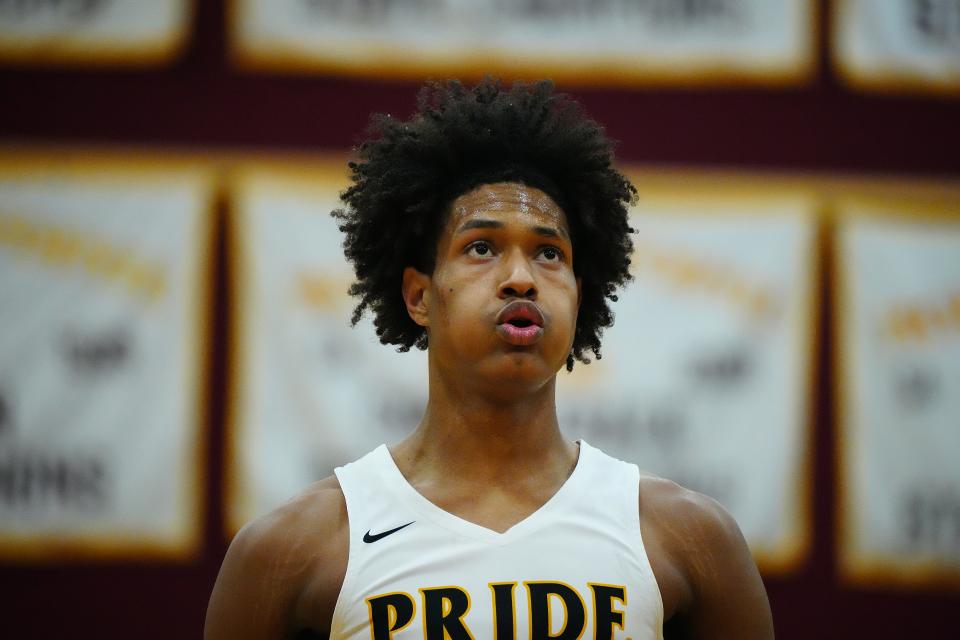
[{"xmin": 363, "ymin": 521, "xmax": 415, "ymax": 543}]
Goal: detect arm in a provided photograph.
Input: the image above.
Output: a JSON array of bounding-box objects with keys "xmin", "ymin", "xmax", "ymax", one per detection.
[
  {"xmin": 641, "ymin": 479, "xmax": 774, "ymax": 640},
  {"xmin": 205, "ymin": 478, "xmax": 348, "ymax": 640}
]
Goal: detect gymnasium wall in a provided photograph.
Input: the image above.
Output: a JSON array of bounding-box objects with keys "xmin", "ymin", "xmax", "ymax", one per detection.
[{"xmin": 1, "ymin": 1, "xmax": 958, "ymax": 638}]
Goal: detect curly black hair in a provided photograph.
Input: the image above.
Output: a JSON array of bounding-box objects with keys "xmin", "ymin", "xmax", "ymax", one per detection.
[{"xmin": 333, "ymin": 78, "xmax": 635, "ymax": 371}]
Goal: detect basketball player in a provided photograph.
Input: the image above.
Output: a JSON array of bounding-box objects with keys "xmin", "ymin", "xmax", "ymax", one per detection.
[{"xmin": 206, "ymin": 79, "xmax": 774, "ymax": 639}]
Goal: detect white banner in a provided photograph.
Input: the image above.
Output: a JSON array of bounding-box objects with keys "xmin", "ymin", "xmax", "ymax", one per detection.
[
  {"xmin": 834, "ymin": 0, "xmax": 960, "ymax": 92},
  {"xmin": 229, "ymin": 163, "xmax": 429, "ymax": 532},
  {"xmin": 837, "ymin": 201, "xmax": 960, "ymax": 585},
  {"xmin": 0, "ymin": 154, "xmax": 212, "ymax": 559},
  {"xmin": 555, "ymin": 185, "xmax": 817, "ymax": 572},
  {"xmin": 229, "ymin": 164, "xmax": 816, "ymax": 572},
  {"xmin": 0, "ymin": 0, "xmax": 191, "ymax": 65},
  {"xmin": 232, "ymin": 0, "xmax": 815, "ymax": 86}
]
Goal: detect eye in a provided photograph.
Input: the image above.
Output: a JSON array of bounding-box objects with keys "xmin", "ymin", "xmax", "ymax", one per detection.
[
  {"xmin": 466, "ymin": 241, "xmax": 494, "ymax": 258},
  {"xmin": 538, "ymin": 246, "xmax": 564, "ymax": 262}
]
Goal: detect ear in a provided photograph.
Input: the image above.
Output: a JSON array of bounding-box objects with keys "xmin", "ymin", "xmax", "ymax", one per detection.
[{"xmin": 402, "ymin": 266, "xmax": 431, "ymax": 327}]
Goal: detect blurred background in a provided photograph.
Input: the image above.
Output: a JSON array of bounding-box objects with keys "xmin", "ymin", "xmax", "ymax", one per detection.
[{"xmin": 1, "ymin": 0, "xmax": 959, "ymax": 637}]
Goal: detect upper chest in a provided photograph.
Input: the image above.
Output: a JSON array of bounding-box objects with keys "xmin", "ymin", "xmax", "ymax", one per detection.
[{"xmin": 410, "ymin": 479, "xmax": 565, "ymax": 534}]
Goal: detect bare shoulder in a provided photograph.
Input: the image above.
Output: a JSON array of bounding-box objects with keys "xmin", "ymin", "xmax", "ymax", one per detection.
[
  {"xmin": 638, "ymin": 475, "xmax": 745, "ymax": 559},
  {"xmin": 638, "ymin": 475, "xmax": 774, "ymax": 639},
  {"xmin": 205, "ymin": 475, "xmax": 349, "ymax": 640},
  {"xmin": 233, "ymin": 474, "xmax": 347, "ymax": 565}
]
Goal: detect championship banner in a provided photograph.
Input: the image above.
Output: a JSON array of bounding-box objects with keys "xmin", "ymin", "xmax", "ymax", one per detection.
[
  {"xmin": 833, "ymin": 0, "xmax": 960, "ymax": 93},
  {"xmin": 230, "ymin": 0, "xmax": 815, "ymax": 86},
  {"xmin": 556, "ymin": 179, "xmax": 818, "ymax": 572},
  {"xmin": 227, "ymin": 164, "xmax": 818, "ymax": 569},
  {"xmin": 0, "ymin": 0, "xmax": 192, "ymax": 66},
  {"xmin": 836, "ymin": 197, "xmax": 960, "ymax": 586},
  {"xmin": 228, "ymin": 161, "xmax": 429, "ymax": 533},
  {"xmin": 0, "ymin": 151, "xmax": 213, "ymax": 560}
]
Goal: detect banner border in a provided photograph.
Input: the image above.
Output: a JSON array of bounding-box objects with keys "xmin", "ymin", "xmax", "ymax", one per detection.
[
  {"xmin": 833, "ymin": 194, "xmax": 960, "ymax": 589},
  {"xmin": 228, "ymin": 0, "xmax": 817, "ymax": 88},
  {"xmin": 831, "ymin": 0, "xmax": 960, "ymax": 98},
  {"xmin": 0, "ymin": 149, "xmax": 215, "ymax": 562},
  {"xmin": 224, "ymin": 157, "xmax": 351, "ymax": 539},
  {"xmin": 0, "ymin": 0, "xmax": 193, "ymax": 67}
]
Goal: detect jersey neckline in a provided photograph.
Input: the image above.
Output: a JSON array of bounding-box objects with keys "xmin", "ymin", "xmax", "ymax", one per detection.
[{"xmin": 374, "ymin": 440, "xmax": 593, "ymax": 545}]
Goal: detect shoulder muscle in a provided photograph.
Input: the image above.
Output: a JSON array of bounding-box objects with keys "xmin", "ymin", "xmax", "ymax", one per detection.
[
  {"xmin": 205, "ymin": 476, "xmax": 348, "ymax": 640},
  {"xmin": 639, "ymin": 477, "xmax": 774, "ymax": 640}
]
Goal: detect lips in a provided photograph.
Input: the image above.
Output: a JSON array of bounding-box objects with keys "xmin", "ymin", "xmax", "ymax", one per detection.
[{"xmin": 495, "ymin": 300, "xmax": 545, "ymax": 346}]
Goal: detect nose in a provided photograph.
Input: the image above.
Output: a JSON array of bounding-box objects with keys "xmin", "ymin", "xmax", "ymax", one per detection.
[{"xmin": 498, "ymin": 248, "xmax": 537, "ymax": 300}]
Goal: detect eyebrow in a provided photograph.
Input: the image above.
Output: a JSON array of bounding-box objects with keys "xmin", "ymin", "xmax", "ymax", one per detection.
[
  {"xmin": 455, "ymin": 218, "xmax": 570, "ymax": 240},
  {"xmin": 533, "ymin": 225, "xmax": 568, "ymax": 240},
  {"xmin": 456, "ymin": 219, "xmax": 503, "ymax": 234}
]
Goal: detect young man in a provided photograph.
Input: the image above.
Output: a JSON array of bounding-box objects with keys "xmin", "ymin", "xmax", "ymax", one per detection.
[{"xmin": 206, "ymin": 79, "xmax": 774, "ymax": 640}]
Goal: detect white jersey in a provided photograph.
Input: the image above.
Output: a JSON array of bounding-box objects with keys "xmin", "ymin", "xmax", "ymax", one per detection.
[{"xmin": 331, "ymin": 440, "xmax": 664, "ymax": 640}]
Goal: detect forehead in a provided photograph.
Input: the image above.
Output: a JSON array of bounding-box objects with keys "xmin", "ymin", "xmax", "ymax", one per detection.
[{"xmin": 448, "ymin": 182, "xmax": 568, "ymax": 229}]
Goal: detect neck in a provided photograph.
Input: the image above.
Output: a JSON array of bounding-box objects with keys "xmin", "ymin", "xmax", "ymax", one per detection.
[{"xmin": 393, "ymin": 361, "xmax": 575, "ymax": 483}]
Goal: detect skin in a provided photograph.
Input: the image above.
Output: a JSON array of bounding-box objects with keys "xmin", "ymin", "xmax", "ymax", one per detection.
[{"xmin": 205, "ymin": 182, "xmax": 774, "ymax": 640}]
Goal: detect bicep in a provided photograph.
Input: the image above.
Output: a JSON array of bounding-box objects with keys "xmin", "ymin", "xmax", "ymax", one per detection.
[
  {"xmin": 684, "ymin": 507, "xmax": 774, "ymax": 640},
  {"xmin": 205, "ymin": 481, "xmax": 348, "ymax": 640},
  {"xmin": 204, "ymin": 526, "xmax": 299, "ymax": 640}
]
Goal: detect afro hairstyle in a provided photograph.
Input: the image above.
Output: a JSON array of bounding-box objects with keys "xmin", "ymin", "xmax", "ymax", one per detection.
[{"xmin": 333, "ymin": 77, "xmax": 636, "ymax": 370}]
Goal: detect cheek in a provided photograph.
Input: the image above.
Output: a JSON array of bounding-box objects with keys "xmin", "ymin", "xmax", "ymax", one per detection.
[
  {"xmin": 560, "ymin": 279, "xmax": 582, "ymax": 338},
  {"xmin": 431, "ymin": 287, "xmax": 452, "ymax": 327},
  {"xmin": 542, "ymin": 276, "xmax": 579, "ymax": 337},
  {"xmin": 555, "ymin": 274, "xmax": 581, "ymax": 312},
  {"xmin": 430, "ymin": 270, "xmax": 472, "ymax": 330}
]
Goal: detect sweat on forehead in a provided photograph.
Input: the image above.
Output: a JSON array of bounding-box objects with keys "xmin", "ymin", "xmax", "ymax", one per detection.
[{"xmin": 450, "ymin": 182, "xmax": 566, "ymax": 222}]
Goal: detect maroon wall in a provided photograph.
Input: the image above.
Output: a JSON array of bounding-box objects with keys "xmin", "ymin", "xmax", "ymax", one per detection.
[{"xmin": 1, "ymin": 1, "xmax": 958, "ymax": 637}]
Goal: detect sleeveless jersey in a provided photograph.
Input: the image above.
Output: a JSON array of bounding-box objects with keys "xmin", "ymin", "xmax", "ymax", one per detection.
[{"xmin": 330, "ymin": 440, "xmax": 664, "ymax": 640}]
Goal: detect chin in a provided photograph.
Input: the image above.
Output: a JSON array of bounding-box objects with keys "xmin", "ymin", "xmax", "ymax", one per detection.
[{"xmin": 479, "ymin": 351, "xmax": 560, "ymax": 389}]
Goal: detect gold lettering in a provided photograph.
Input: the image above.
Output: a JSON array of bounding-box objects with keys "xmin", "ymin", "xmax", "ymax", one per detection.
[
  {"xmin": 889, "ymin": 307, "xmax": 928, "ymax": 343},
  {"xmin": 0, "ymin": 214, "xmax": 166, "ymax": 303},
  {"xmin": 298, "ymin": 273, "xmax": 339, "ymax": 309},
  {"xmin": 40, "ymin": 227, "xmax": 82, "ymax": 265},
  {"xmin": 635, "ymin": 244, "xmax": 777, "ymax": 324},
  {"xmin": 950, "ymin": 295, "xmax": 960, "ymax": 328}
]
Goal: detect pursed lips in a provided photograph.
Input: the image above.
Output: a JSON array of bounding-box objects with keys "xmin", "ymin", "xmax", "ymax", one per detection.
[{"xmin": 495, "ymin": 300, "xmax": 545, "ymax": 346}]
